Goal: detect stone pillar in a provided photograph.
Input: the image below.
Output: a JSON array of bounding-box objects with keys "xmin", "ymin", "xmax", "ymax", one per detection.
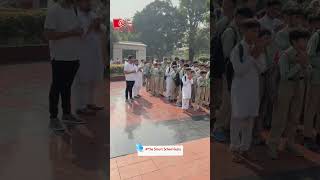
[
  {"xmin": 136, "ymin": 47, "xmax": 146, "ymax": 61},
  {"xmin": 113, "ymin": 45, "xmax": 123, "ymax": 63}
]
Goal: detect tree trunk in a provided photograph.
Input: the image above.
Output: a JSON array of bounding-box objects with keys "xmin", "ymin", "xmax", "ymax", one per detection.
[{"xmin": 188, "ymin": 28, "xmax": 196, "ymax": 62}]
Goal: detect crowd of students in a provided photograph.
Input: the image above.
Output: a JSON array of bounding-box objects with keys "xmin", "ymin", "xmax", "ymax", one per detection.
[
  {"xmin": 212, "ymin": 0, "xmax": 320, "ymax": 162},
  {"xmin": 123, "ymin": 56, "xmax": 211, "ymax": 112}
]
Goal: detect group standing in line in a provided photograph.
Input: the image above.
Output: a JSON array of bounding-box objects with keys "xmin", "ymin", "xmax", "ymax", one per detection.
[{"xmin": 212, "ymin": 0, "xmax": 320, "ymax": 162}]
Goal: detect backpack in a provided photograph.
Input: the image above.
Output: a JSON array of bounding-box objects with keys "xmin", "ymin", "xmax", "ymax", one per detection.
[
  {"xmin": 212, "ymin": 25, "xmax": 238, "ymax": 79},
  {"xmin": 174, "ymin": 71, "xmax": 181, "ymax": 86},
  {"xmin": 226, "ymin": 43, "xmax": 244, "ymax": 91}
]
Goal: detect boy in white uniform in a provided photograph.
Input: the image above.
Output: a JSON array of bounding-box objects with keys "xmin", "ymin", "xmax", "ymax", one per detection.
[
  {"xmin": 182, "ymin": 68, "xmax": 193, "ymax": 111},
  {"xmin": 229, "ymin": 19, "xmax": 266, "ymax": 162},
  {"xmin": 74, "ymin": 0, "xmax": 105, "ymax": 116}
]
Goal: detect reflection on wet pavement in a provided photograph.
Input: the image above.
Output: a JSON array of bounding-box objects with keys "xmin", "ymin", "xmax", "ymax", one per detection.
[
  {"xmin": 0, "ymin": 63, "xmax": 107, "ymax": 180},
  {"xmin": 111, "ymin": 116, "xmax": 210, "ymax": 158},
  {"xmin": 110, "ymin": 81, "xmax": 210, "ymax": 158}
]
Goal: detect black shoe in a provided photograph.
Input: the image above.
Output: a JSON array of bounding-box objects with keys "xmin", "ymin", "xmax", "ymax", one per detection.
[
  {"xmin": 304, "ymin": 137, "xmax": 320, "ymax": 153},
  {"xmin": 87, "ymin": 104, "xmax": 104, "ymax": 111},
  {"xmin": 316, "ymin": 134, "xmax": 320, "ymax": 145},
  {"xmin": 76, "ymin": 108, "xmax": 96, "ymax": 116},
  {"xmin": 62, "ymin": 114, "xmax": 87, "ymax": 125},
  {"xmin": 49, "ymin": 118, "xmax": 65, "ymax": 131}
]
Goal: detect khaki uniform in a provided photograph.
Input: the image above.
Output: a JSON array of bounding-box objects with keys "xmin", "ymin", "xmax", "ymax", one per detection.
[
  {"xmin": 159, "ymin": 63, "xmax": 166, "ymax": 96},
  {"xmin": 150, "ymin": 66, "xmax": 155, "ymax": 94},
  {"xmin": 259, "ymin": 41, "xmax": 280, "ymax": 129},
  {"xmin": 268, "ymin": 47, "xmax": 312, "ymax": 148},
  {"xmin": 204, "ymin": 71, "xmax": 210, "ymax": 106},
  {"xmin": 275, "ymin": 27, "xmax": 290, "ymax": 52},
  {"xmin": 191, "ymin": 73, "xmax": 198, "ymax": 103},
  {"xmin": 304, "ymin": 31, "xmax": 320, "ymax": 138},
  {"xmin": 144, "ymin": 64, "xmax": 152, "ymax": 91},
  {"xmin": 194, "ymin": 75, "xmax": 206, "ymax": 111},
  {"xmin": 152, "ymin": 67, "xmax": 160, "ymax": 96}
]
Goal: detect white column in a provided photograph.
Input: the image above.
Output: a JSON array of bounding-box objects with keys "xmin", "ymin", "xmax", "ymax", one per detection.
[
  {"xmin": 136, "ymin": 47, "xmax": 146, "ymax": 61},
  {"xmin": 113, "ymin": 45, "xmax": 122, "ymax": 63}
]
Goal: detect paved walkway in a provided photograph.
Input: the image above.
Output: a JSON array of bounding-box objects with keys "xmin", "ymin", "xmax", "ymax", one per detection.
[
  {"xmin": 110, "ymin": 81, "xmax": 210, "ymax": 179},
  {"xmin": 110, "ymin": 138, "xmax": 210, "ymax": 180},
  {"xmin": 0, "ymin": 62, "xmax": 107, "ymax": 180},
  {"xmin": 212, "ymin": 136, "xmax": 320, "ymax": 179}
]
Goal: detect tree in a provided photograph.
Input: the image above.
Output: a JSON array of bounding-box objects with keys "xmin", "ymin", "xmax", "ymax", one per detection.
[
  {"xmin": 179, "ymin": 0, "xmax": 208, "ymax": 61},
  {"xmin": 132, "ymin": 0, "xmax": 186, "ymax": 59},
  {"xmin": 194, "ymin": 28, "xmax": 209, "ymax": 58}
]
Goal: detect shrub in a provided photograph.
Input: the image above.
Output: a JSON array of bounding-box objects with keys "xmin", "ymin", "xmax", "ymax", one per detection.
[
  {"xmin": 0, "ymin": 9, "xmax": 46, "ymax": 45},
  {"xmin": 110, "ymin": 64, "xmax": 124, "ymax": 75}
]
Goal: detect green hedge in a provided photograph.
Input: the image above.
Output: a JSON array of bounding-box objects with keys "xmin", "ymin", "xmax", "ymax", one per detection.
[
  {"xmin": 110, "ymin": 64, "xmax": 124, "ymax": 75},
  {"xmin": 0, "ymin": 9, "xmax": 47, "ymax": 45}
]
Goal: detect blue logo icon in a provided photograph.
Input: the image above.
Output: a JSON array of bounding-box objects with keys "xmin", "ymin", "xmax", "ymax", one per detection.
[{"xmin": 136, "ymin": 144, "xmax": 143, "ymax": 152}]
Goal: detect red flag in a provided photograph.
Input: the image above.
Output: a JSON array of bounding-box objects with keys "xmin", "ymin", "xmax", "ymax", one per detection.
[{"xmin": 113, "ymin": 19, "xmax": 126, "ymax": 28}]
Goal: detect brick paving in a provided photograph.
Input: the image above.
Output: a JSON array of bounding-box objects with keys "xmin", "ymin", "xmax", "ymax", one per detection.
[{"xmin": 110, "ymin": 138, "xmax": 210, "ymax": 180}]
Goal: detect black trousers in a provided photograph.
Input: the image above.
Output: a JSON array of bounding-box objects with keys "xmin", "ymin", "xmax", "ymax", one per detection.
[
  {"xmin": 49, "ymin": 60, "xmax": 79, "ymax": 118},
  {"xmin": 125, "ymin": 81, "xmax": 135, "ymax": 100}
]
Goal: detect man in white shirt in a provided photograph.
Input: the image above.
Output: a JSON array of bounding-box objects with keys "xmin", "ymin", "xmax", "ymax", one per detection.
[
  {"xmin": 45, "ymin": 0, "xmax": 86, "ymax": 132},
  {"xmin": 124, "ymin": 55, "xmax": 137, "ymax": 103}
]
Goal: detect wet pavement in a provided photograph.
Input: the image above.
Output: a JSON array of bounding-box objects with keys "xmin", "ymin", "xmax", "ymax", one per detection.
[
  {"xmin": 0, "ymin": 62, "xmax": 107, "ymax": 180},
  {"xmin": 110, "ymin": 81, "xmax": 210, "ymax": 158},
  {"xmin": 212, "ymin": 135, "xmax": 320, "ymax": 180},
  {"xmin": 109, "ymin": 81, "xmax": 210, "ymax": 180}
]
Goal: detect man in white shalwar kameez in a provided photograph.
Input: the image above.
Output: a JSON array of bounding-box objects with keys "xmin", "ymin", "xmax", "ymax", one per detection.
[
  {"xmin": 73, "ymin": 1, "xmax": 105, "ymax": 115},
  {"xmin": 133, "ymin": 59, "xmax": 143, "ymax": 98},
  {"xmin": 182, "ymin": 68, "xmax": 193, "ymax": 111},
  {"xmin": 229, "ymin": 19, "xmax": 266, "ymax": 162}
]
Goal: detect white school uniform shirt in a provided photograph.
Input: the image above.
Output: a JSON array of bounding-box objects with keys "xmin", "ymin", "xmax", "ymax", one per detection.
[
  {"xmin": 230, "ymin": 40, "xmax": 266, "ymax": 119},
  {"xmin": 258, "ymin": 14, "xmax": 283, "ymax": 35},
  {"xmin": 165, "ymin": 67, "xmax": 176, "ymax": 89},
  {"xmin": 44, "ymin": 3, "xmax": 81, "ymax": 61},
  {"xmin": 124, "ymin": 63, "xmax": 136, "ymax": 81},
  {"xmin": 77, "ymin": 10, "xmax": 104, "ymax": 83},
  {"xmin": 182, "ymin": 74, "xmax": 193, "ymax": 99},
  {"xmin": 134, "ymin": 64, "xmax": 143, "ymax": 87}
]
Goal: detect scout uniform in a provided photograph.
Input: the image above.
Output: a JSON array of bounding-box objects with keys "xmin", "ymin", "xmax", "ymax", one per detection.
[
  {"xmin": 150, "ymin": 62, "xmax": 156, "ymax": 95},
  {"xmin": 143, "ymin": 62, "xmax": 151, "ymax": 91},
  {"xmin": 191, "ymin": 70, "xmax": 197, "ymax": 103},
  {"xmin": 268, "ymin": 46, "xmax": 312, "ymax": 158},
  {"xmin": 159, "ymin": 61, "xmax": 166, "ymax": 96},
  {"xmin": 194, "ymin": 71, "xmax": 207, "ymax": 111},
  {"xmin": 176, "ymin": 65, "xmax": 185, "ymax": 106},
  {"xmin": 304, "ymin": 30, "xmax": 320, "ymax": 140},
  {"xmin": 165, "ymin": 65, "xmax": 177, "ymax": 101},
  {"xmin": 204, "ymin": 67, "xmax": 210, "ymax": 106},
  {"xmin": 275, "ymin": 26, "xmax": 291, "ymax": 52},
  {"xmin": 152, "ymin": 63, "xmax": 161, "ymax": 96}
]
